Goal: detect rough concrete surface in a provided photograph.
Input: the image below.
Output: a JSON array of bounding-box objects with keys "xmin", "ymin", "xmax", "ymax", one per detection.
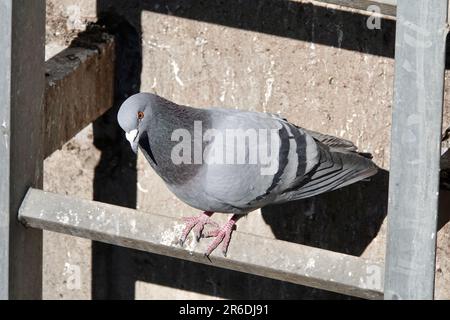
[{"xmin": 43, "ymin": 0, "xmax": 450, "ymax": 299}]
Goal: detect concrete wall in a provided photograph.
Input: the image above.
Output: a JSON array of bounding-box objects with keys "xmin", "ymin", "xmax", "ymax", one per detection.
[{"xmin": 43, "ymin": 0, "xmax": 450, "ymax": 299}]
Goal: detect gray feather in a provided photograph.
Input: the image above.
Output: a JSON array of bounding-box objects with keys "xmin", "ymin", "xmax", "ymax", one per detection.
[{"xmin": 303, "ymin": 129, "xmax": 358, "ymax": 152}]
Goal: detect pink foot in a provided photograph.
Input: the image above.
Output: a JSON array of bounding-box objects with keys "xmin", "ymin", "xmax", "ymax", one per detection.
[
  {"xmin": 203, "ymin": 215, "xmax": 238, "ymax": 257},
  {"xmin": 179, "ymin": 211, "xmax": 217, "ymax": 245}
]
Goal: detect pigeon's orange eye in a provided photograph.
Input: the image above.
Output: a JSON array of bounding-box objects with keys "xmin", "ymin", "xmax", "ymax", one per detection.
[{"xmin": 137, "ymin": 111, "xmax": 144, "ymax": 120}]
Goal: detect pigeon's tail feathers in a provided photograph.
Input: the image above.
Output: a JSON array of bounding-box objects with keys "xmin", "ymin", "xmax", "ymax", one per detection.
[
  {"xmin": 303, "ymin": 129, "xmax": 358, "ymax": 153},
  {"xmin": 285, "ymin": 144, "xmax": 378, "ymax": 201}
]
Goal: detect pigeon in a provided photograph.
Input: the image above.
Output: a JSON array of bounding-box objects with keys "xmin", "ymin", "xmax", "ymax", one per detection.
[{"xmin": 117, "ymin": 93, "xmax": 378, "ymax": 257}]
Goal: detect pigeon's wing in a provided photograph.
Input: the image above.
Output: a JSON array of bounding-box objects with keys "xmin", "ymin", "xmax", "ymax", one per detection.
[
  {"xmin": 199, "ymin": 110, "xmax": 288, "ymax": 210},
  {"xmin": 258, "ymin": 115, "xmax": 378, "ymax": 202},
  {"xmin": 281, "ymin": 139, "xmax": 378, "ymax": 202},
  {"xmin": 269, "ymin": 111, "xmax": 359, "ymax": 153},
  {"xmin": 198, "ymin": 108, "xmax": 377, "ymax": 210},
  {"xmin": 267, "ymin": 112, "xmax": 361, "ymax": 152},
  {"xmin": 302, "ymin": 129, "xmax": 358, "ymax": 152}
]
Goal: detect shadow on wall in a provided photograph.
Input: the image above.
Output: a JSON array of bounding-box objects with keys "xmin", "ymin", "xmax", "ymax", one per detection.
[
  {"xmin": 89, "ymin": 0, "xmax": 398, "ymax": 299},
  {"xmin": 141, "ymin": 0, "xmax": 396, "ymax": 58},
  {"xmin": 262, "ymin": 169, "xmax": 389, "ymax": 256},
  {"xmin": 91, "ymin": 6, "xmax": 142, "ymax": 299}
]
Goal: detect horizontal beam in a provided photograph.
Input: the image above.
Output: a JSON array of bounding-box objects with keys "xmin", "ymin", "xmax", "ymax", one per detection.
[
  {"xmin": 19, "ymin": 188, "xmax": 384, "ymax": 299},
  {"xmin": 312, "ymin": 0, "xmax": 397, "ymax": 16},
  {"xmin": 44, "ymin": 32, "xmax": 115, "ymax": 158}
]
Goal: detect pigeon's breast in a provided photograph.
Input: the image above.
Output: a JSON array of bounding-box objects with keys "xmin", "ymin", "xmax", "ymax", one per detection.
[{"xmin": 164, "ymin": 167, "xmax": 268, "ymax": 214}]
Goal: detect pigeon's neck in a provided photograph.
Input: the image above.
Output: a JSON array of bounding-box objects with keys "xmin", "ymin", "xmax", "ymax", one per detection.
[
  {"xmin": 142, "ymin": 100, "xmax": 208, "ymax": 185},
  {"xmin": 151, "ymin": 100, "xmax": 208, "ymax": 132}
]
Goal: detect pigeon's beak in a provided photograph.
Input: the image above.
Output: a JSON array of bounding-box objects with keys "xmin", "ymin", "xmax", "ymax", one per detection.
[{"xmin": 125, "ymin": 129, "xmax": 139, "ymax": 153}]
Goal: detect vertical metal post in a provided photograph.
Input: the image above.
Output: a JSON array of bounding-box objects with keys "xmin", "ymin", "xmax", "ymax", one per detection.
[
  {"xmin": 0, "ymin": 0, "xmax": 45, "ymax": 299},
  {"xmin": 385, "ymin": 0, "xmax": 448, "ymax": 299}
]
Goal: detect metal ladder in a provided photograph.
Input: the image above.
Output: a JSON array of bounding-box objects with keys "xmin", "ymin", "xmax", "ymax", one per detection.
[{"xmin": 0, "ymin": 0, "xmax": 446, "ymax": 300}]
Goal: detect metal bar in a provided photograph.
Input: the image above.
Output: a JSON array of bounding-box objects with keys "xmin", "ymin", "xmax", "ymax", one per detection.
[
  {"xmin": 44, "ymin": 34, "xmax": 115, "ymax": 158},
  {"xmin": 385, "ymin": 0, "xmax": 448, "ymax": 300},
  {"xmin": 0, "ymin": 0, "xmax": 45, "ymax": 299},
  {"xmin": 19, "ymin": 188, "xmax": 384, "ymax": 299},
  {"xmin": 311, "ymin": 0, "xmax": 397, "ymax": 16}
]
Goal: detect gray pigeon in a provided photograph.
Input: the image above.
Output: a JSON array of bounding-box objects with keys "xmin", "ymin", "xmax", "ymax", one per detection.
[{"xmin": 117, "ymin": 93, "xmax": 378, "ymax": 257}]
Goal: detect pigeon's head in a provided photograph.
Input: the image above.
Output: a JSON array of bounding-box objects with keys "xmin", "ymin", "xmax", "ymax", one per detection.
[{"xmin": 117, "ymin": 93, "xmax": 153, "ymax": 153}]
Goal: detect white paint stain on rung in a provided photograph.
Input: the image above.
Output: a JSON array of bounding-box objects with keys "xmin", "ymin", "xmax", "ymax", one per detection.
[
  {"xmin": 306, "ymin": 257, "xmax": 316, "ymax": 270},
  {"xmin": 160, "ymin": 222, "xmax": 197, "ymax": 254},
  {"xmin": 129, "ymin": 219, "xmax": 138, "ymax": 234}
]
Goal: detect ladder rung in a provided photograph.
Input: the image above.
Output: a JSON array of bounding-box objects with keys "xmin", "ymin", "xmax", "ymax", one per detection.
[{"xmin": 19, "ymin": 188, "xmax": 384, "ymax": 299}]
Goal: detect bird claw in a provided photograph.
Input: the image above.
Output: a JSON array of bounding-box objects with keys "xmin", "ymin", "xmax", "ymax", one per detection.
[
  {"xmin": 204, "ymin": 217, "xmax": 237, "ymax": 257},
  {"xmin": 179, "ymin": 213, "xmax": 238, "ymax": 259},
  {"xmin": 179, "ymin": 211, "xmax": 216, "ymax": 246},
  {"xmin": 204, "ymin": 253, "xmax": 212, "ymax": 263}
]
